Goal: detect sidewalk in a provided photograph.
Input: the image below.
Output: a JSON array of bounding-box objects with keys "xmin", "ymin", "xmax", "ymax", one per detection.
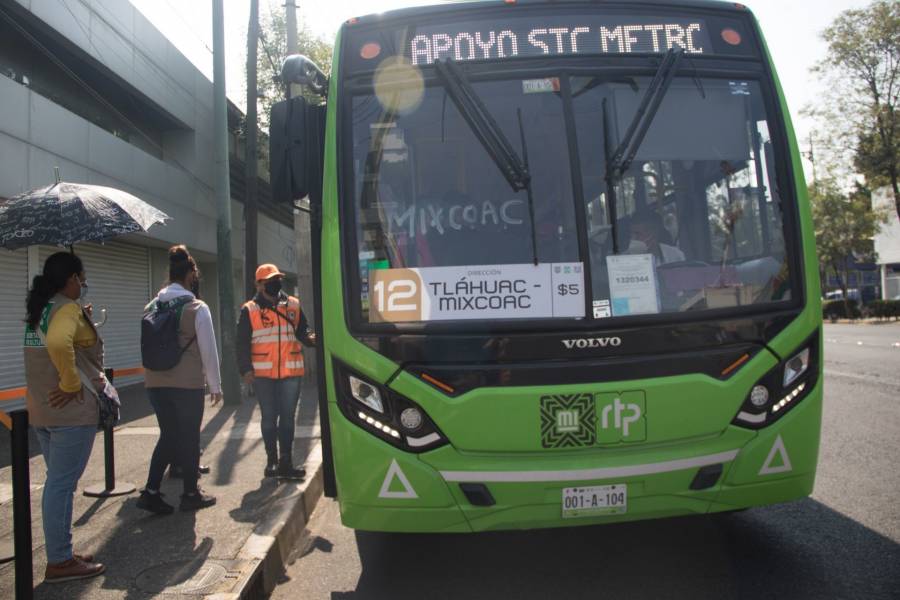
[{"xmin": 0, "ymin": 380, "xmax": 322, "ymax": 599}]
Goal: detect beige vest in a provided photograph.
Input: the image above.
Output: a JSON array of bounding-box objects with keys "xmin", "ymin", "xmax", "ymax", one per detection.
[
  {"xmin": 143, "ymin": 300, "xmax": 206, "ymax": 390},
  {"xmin": 24, "ymin": 295, "xmax": 102, "ymax": 427}
]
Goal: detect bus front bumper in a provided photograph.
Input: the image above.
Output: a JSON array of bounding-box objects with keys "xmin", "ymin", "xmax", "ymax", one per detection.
[{"xmin": 333, "ymin": 380, "xmax": 822, "ymax": 533}]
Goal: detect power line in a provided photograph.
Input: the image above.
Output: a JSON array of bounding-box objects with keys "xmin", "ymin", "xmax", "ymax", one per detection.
[
  {"xmin": 74, "ymin": 0, "xmax": 197, "ymax": 104},
  {"xmin": 162, "ymin": 0, "xmax": 214, "ymax": 56}
]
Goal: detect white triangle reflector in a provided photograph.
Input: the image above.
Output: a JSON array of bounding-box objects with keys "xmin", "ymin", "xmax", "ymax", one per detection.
[
  {"xmin": 378, "ymin": 459, "xmax": 418, "ymax": 499},
  {"xmin": 758, "ymin": 434, "xmax": 793, "ymax": 476}
]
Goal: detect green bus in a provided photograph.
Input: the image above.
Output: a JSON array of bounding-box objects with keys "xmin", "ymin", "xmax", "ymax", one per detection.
[{"xmin": 282, "ymin": 0, "xmax": 822, "ymax": 532}]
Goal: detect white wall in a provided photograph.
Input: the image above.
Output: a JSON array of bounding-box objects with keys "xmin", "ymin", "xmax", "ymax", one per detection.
[{"xmin": 874, "ymin": 188, "xmax": 900, "ymax": 266}]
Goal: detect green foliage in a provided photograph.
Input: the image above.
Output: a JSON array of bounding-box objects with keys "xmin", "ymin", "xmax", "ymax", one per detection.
[
  {"xmin": 810, "ymin": 181, "xmax": 886, "ymax": 313},
  {"xmin": 823, "ymin": 298, "xmax": 861, "ymax": 321},
  {"xmin": 862, "ymin": 299, "xmax": 900, "ymax": 319},
  {"xmin": 811, "ymin": 0, "xmax": 900, "ymax": 219}
]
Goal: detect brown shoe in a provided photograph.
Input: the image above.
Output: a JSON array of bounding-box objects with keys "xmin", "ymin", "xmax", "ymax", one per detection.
[
  {"xmin": 44, "ymin": 557, "xmax": 105, "ymax": 584},
  {"xmin": 74, "ymin": 552, "xmax": 94, "ymax": 563}
]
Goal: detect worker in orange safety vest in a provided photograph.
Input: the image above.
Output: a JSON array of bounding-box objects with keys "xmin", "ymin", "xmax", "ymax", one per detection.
[{"xmin": 237, "ymin": 264, "xmax": 315, "ymax": 480}]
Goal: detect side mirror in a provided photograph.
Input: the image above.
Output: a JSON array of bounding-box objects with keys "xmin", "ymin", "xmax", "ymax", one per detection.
[{"xmin": 269, "ymin": 98, "xmax": 327, "ymax": 204}]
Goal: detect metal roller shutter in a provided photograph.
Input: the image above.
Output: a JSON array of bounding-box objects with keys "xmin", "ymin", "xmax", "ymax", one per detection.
[
  {"xmin": 40, "ymin": 241, "xmax": 149, "ymax": 387},
  {"xmin": 0, "ymin": 249, "xmax": 28, "ymax": 390}
]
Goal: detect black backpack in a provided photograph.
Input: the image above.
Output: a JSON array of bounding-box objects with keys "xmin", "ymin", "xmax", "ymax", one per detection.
[{"xmin": 141, "ymin": 296, "xmax": 196, "ymax": 371}]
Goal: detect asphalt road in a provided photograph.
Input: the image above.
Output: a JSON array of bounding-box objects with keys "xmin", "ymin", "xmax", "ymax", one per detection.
[{"xmin": 273, "ymin": 323, "xmax": 900, "ymax": 600}]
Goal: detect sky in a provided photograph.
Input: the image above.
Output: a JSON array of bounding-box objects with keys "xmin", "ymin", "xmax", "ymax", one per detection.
[{"xmin": 129, "ymin": 0, "xmax": 873, "ymax": 158}]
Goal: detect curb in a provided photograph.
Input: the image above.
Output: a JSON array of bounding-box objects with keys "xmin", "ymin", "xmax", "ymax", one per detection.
[{"xmin": 208, "ymin": 443, "xmax": 324, "ymax": 600}]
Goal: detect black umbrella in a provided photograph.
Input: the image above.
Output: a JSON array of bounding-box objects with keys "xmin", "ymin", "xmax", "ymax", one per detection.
[{"xmin": 0, "ymin": 181, "xmax": 169, "ymax": 250}]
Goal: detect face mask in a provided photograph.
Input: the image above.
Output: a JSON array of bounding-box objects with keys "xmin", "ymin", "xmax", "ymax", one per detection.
[
  {"xmin": 77, "ymin": 276, "xmax": 88, "ymax": 301},
  {"xmin": 264, "ymin": 278, "xmax": 283, "ymax": 297}
]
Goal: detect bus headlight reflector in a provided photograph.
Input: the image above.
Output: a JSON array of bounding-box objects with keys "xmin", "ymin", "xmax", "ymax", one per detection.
[
  {"xmin": 749, "ymin": 385, "xmax": 769, "ymax": 407},
  {"xmin": 783, "ymin": 347, "xmax": 810, "ymax": 387},
  {"xmin": 349, "ymin": 375, "xmax": 384, "ymax": 413}
]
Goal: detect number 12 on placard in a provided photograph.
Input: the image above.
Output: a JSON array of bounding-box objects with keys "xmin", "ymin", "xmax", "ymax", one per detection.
[{"xmin": 373, "ymin": 279, "xmax": 418, "ymax": 312}]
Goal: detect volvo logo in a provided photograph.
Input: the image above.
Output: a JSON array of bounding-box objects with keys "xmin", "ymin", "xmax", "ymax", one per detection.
[{"xmin": 561, "ymin": 337, "xmax": 622, "ymax": 349}]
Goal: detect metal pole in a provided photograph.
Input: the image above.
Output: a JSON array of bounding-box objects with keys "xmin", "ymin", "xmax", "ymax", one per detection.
[
  {"xmin": 245, "ymin": 0, "xmax": 260, "ymax": 299},
  {"xmin": 285, "ymin": 0, "xmax": 299, "ymax": 98},
  {"xmin": 10, "ymin": 410, "xmax": 33, "ymax": 600},
  {"xmin": 83, "ymin": 368, "xmax": 134, "ymax": 497},
  {"xmin": 213, "ymin": 0, "xmax": 243, "ymax": 404},
  {"xmin": 284, "ymin": 0, "xmax": 317, "ymax": 376}
]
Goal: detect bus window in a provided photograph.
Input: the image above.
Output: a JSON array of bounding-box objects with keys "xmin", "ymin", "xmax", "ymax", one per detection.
[{"xmin": 572, "ymin": 77, "xmax": 791, "ymax": 316}]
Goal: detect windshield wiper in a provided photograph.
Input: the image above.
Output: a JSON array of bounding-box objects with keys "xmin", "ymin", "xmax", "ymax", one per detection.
[
  {"xmin": 603, "ymin": 47, "xmax": 684, "ymax": 253},
  {"xmin": 607, "ymin": 47, "xmax": 684, "ymax": 180},
  {"xmin": 434, "ymin": 59, "xmax": 539, "ymax": 264}
]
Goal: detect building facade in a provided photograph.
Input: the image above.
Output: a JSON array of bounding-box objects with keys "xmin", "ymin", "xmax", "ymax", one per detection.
[
  {"xmin": 0, "ymin": 0, "xmax": 299, "ymax": 390},
  {"xmin": 874, "ymin": 188, "xmax": 900, "ymax": 300}
]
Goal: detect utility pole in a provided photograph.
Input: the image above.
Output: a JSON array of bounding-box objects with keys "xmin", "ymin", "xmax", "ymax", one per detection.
[
  {"xmin": 808, "ymin": 132, "xmax": 817, "ymax": 184},
  {"xmin": 245, "ymin": 0, "xmax": 259, "ymax": 298},
  {"xmin": 213, "ymin": 0, "xmax": 242, "ymax": 404}
]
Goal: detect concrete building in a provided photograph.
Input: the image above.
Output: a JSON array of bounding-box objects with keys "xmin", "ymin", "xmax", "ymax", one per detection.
[
  {"xmin": 873, "ymin": 188, "xmax": 900, "ymax": 300},
  {"xmin": 0, "ymin": 0, "xmax": 299, "ymax": 390}
]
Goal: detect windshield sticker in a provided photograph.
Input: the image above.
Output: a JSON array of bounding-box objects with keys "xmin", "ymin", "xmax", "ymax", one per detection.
[
  {"xmin": 523, "ymin": 78, "xmax": 560, "ymax": 94},
  {"xmin": 592, "ymin": 299, "xmax": 612, "ymax": 319},
  {"xmin": 368, "ymin": 262, "xmax": 584, "ymax": 322},
  {"xmin": 606, "ymin": 254, "xmax": 661, "ymax": 316},
  {"xmin": 729, "ymin": 81, "xmax": 751, "ymax": 96}
]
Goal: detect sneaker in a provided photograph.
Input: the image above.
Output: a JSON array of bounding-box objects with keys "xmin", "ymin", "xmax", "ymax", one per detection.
[
  {"xmin": 180, "ymin": 489, "xmax": 217, "ymax": 511},
  {"xmin": 136, "ymin": 490, "xmax": 174, "ymax": 515},
  {"xmin": 44, "ymin": 557, "xmax": 105, "ymax": 584},
  {"xmin": 277, "ymin": 460, "xmax": 306, "ymax": 481}
]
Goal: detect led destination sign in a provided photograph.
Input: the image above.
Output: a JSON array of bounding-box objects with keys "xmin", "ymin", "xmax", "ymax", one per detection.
[{"xmin": 408, "ymin": 16, "xmax": 715, "ymax": 66}]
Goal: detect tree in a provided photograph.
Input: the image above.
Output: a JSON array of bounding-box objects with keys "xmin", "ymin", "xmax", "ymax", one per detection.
[
  {"xmin": 810, "ymin": 180, "xmax": 885, "ymax": 315},
  {"xmin": 254, "ymin": 7, "xmax": 333, "ymax": 134},
  {"xmin": 811, "ymin": 1, "xmax": 900, "ymax": 221}
]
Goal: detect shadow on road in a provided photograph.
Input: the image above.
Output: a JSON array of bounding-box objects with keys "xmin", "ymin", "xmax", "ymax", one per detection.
[{"xmin": 335, "ymin": 499, "xmax": 899, "ymax": 600}]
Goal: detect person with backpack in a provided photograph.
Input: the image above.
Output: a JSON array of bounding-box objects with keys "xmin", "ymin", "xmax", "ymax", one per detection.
[
  {"xmin": 24, "ymin": 251, "xmax": 107, "ymax": 583},
  {"xmin": 137, "ymin": 245, "xmax": 221, "ymax": 514},
  {"xmin": 236, "ymin": 264, "xmax": 315, "ymax": 480}
]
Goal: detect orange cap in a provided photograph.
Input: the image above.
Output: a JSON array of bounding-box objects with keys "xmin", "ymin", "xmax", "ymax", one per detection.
[{"xmin": 255, "ymin": 263, "xmax": 284, "ymax": 281}]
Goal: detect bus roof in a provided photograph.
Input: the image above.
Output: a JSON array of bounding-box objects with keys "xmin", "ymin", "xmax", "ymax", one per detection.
[{"xmin": 343, "ymin": 0, "xmax": 753, "ymax": 29}]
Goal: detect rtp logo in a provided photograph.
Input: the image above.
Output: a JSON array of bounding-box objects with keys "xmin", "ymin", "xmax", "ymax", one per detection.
[{"xmin": 596, "ymin": 391, "xmax": 646, "ymax": 443}]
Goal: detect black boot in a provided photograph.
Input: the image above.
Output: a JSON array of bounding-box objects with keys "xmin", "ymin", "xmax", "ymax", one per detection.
[
  {"xmin": 277, "ymin": 457, "xmax": 305, "ymax": 481},
  {"xmin": 264, "ymin": 455, "xmax": 279, "ymax": 478}
]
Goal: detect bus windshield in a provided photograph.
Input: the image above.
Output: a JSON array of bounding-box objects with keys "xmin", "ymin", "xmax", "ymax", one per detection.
[{"xmin": 350, "ymin": 53, "xmax": 792, "ymax": 326}]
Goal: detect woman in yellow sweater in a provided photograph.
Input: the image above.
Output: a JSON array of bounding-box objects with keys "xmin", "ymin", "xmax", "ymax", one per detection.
[{"xmin": 24, "ymin": 251, "xmax": 106, "ymax": 583}]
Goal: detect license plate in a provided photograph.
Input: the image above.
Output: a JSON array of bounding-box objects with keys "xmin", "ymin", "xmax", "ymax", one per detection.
[{"xmin": 562, "ymin": 484, "xmax": 627, "ymax": 518}]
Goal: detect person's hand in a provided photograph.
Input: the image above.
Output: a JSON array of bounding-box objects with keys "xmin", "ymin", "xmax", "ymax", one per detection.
[
  {"xmin": 209, "ymin": 392, "xmax": 223, "ymax": 406},
  {"xmin": 48, "ymin": 387, "xmax": 80, "ymax": 409},
  {"xmin": 242, "ymin": 371, "xmax": 255, "ymax": 385},
  {"xmin": 82, "ymin": 304, "xmax": 93, "ymax": 318},
  {"xmin": 307, "ymin": 333, "xmax": 317, "ymax": 347}
]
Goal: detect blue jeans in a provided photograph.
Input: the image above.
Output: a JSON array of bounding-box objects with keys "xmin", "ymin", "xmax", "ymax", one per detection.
[
  {"xmin": 254, "ymin": 377, "xmax": 301, "ymax": 462},
  {"xmin": 34, "ymin": 425, "xmax": 96, "ymax": 564}
]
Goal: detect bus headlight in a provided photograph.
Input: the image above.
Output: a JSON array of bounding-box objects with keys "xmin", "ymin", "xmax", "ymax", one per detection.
[
  {"xmin": 335, "ymin": 361, "xmax": 448, "ymax": 452},
  {"xmin": 349, "ymin": 375, "xmax": 384, "ymax": 413},
  {"xmin": 782, "ymin": 348, "xmax": 810, "ymax": 387},
  {"xmin": 732, "ymin": 330, "xmax": 819, "ymax": 429}
]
